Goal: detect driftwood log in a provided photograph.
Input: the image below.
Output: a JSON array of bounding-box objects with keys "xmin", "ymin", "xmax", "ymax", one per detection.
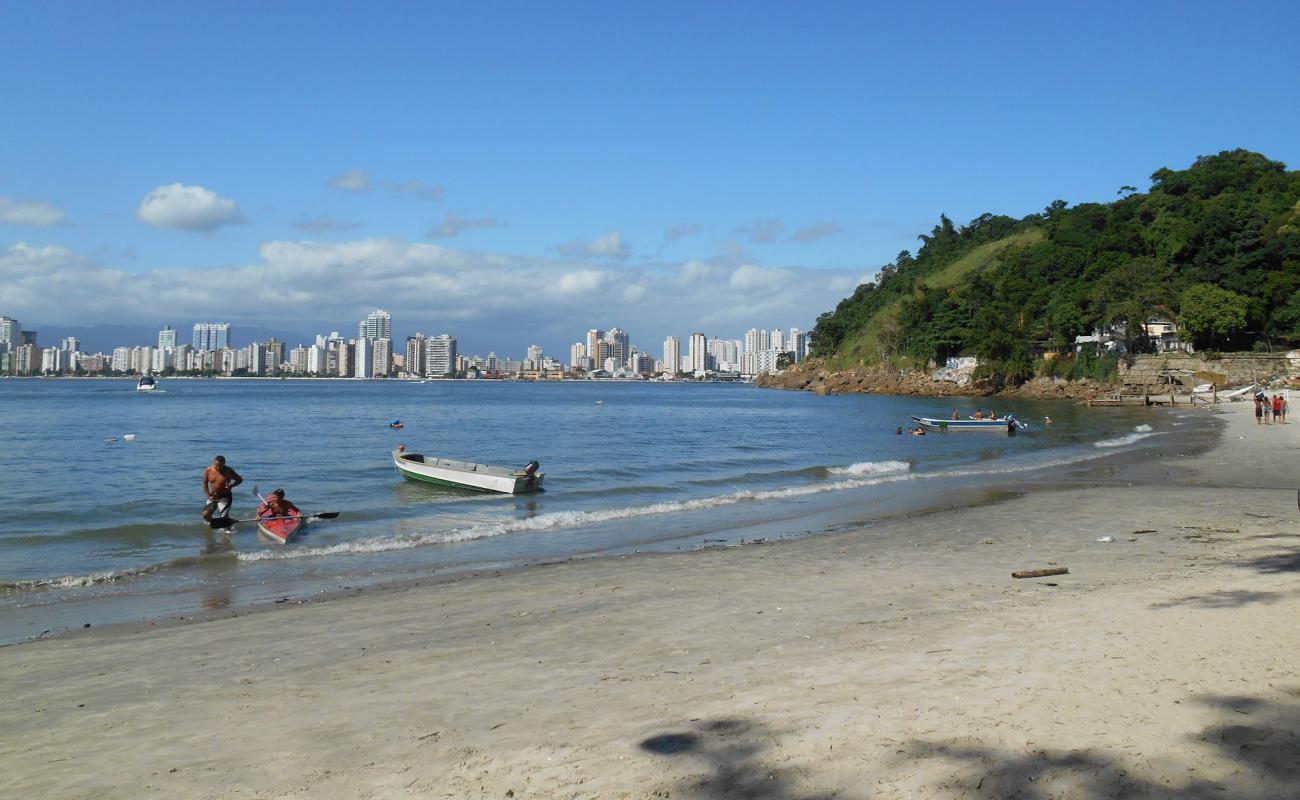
[{"xmin": 1011, "ymin": 567, "xmax": 1069, "ymax": 579}]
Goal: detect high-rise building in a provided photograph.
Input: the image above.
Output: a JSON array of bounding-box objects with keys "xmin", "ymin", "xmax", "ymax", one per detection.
[
  {"xmin": 770, "ymin": 328, "xmax": 787, "ymax": 352},
  {"xmin": 0, "ymin": 316, "xmax": 20, "ymax": 346},
  {"xmin": 569, "ymin": 342, "xmax": 588, "ymax": 371},
  {"xmin": 585, "ymin": 329, "xmax": 603, "ymax": 366},
  {"xmin": 745, "ymin": 328, "xmax": 770, "ymax": 354},
  {"xmin": 337, "ymin": 340, "xmax": 355, "ymax": 377},
  {"xmin": 405, "ymin": 334, "xmax": 427, "ymax": 378},
  {"xmin": 426, "ymin": 334, "xmax": 457, "ymax": 377},
  {"xmin": 353, "ymin": 337, "xmax": 373, "ymax": 378},
  {"xmin": 307, "ymin": 344, "xmax": 327, "ymax": 375},
  {"xmin": 789, "ymin": 328, "xmax": 808, "ymax": 362},
  {"xmin": 663, "ymin": 336, "xmax": 680, "ymax": 376},
  {"xmin": 688, "ymin": 332, "xmax": 708, "ymax": 373},
  {"xmin": 525, "ymin": 344, "xmax": 544, "ymax": 370},
  {"xmin": 60, "ymin": 336, "xmax": 80, "ymax": 352},
  {"xmin": 358, "ymin": 309, "xmax": 392, "ymax": 341},
  {"xmin": 158, "ymin": 325, "xmax": 176, "ymax": 351},
  {"xmin": 605, "ymin": 328, "xmax": 629, "ymax": 367},
  {"xmin": 193, "ymin": 322, "xmax": 231, "ymax": 351},
  {"xmin": 372, "ymin": 338, "xmax": 392, "ymax": 377}
]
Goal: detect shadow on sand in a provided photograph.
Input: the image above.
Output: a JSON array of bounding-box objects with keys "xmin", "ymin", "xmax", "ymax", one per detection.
[{"xmin": 639, "ymin": 690, "xmax": 1300, "ymax": 799}]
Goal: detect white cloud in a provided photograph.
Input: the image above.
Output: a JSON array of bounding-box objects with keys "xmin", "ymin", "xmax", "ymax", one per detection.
[
  {"xmin": 729, "ymin": 264, "xmax": 792, "ymax": 294},
  {"xmin": 556, "ymin": 231, "xmax": 630, "ymax": 260},
  {"xmin": 135, "ymin": 183, "xmax": 243, "ymax": 231},
  {"xmin": 553, "ymin": 269, "xmax": 608, "ymax": 295},
  {"xmin": 327, "ymin": 169, "xmax": 371, "ymax": 193},
  {"xmin": 428, "ymin": 212, "xmax": 500, "ymax": 239},
  {"xmin": 0, "ymin": 197, "xmax": 65, "ymax": 227}
]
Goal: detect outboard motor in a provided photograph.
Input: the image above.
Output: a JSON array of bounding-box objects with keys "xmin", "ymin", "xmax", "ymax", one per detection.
[{"xmin": 523, "ymin": 460, "xmax": 540, "ymax": 475}]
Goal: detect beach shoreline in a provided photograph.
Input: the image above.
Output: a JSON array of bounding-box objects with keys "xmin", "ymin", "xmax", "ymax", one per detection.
[{"xmin": 5, "ymin": 400, "xmax": 1299, "ymax": 799}]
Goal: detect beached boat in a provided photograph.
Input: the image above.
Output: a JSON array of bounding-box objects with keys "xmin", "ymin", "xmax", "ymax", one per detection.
[
  {"xmin": 912, "ymin": 414, "xmax": 1026, "ymax": 433},
  {"xmin": 392, "ymin": 447, "xmax": 544, "ymax": 493},
  {"xmin": 136, "ymin": 375, "xmax": 158, "ymax": 392},
  {"xmin": 256, "ymin": 505, "xmax": 304, "ymax": 544}
]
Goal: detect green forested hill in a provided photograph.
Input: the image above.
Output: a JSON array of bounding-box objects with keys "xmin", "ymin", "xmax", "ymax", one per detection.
[{"xmin": 811, "ymin": 150, "xmax": 1300, "ymax": 385}]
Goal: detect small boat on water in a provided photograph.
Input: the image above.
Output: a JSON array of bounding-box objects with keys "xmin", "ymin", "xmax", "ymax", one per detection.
[
  {"xmin": 912, "ymin": 414, "xmax": 1026, "ymax": 434},
  {"xmin": 393, "ymin": 447, "xmax": 544, "ymax": 493},
  {"xmin": 256, "ymin": 504, "xmax": 304, "ymax": 544},
  {"xmin": 136, "ymin": 375, "xmax": 158, "ymax": 392}
]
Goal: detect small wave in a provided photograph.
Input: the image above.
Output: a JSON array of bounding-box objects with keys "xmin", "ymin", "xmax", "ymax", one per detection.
[
  {"xmin": 1, "ymin": 552, "xmax": 235, "ymax": 591},
  {"xmin": 1094, "ymin": 431, "xmax": 1162, "ymax": 448},
  {"xmin": 827, "ymin": 460, "xmax": 910, "ymax": 477},
  {"xmin": 238, "ymin": 465, "xmax": 918, "ymax": 563},
  {"xmin": 1134, "ymin": 424, "xmax": 1153, "ymax": 432}
]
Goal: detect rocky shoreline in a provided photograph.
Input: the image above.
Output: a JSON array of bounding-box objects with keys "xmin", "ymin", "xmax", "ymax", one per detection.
[{"xmin": 755, "ymin": 358, "xmax": 1105, "ymax": 399}]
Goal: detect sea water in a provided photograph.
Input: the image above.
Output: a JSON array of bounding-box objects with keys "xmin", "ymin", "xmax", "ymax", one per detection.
[{"xmin": 0, "ymin": 378, "xmax": 1202, "ymax": 642}]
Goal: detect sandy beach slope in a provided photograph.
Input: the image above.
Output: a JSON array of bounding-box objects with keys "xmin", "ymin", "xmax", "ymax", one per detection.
[{"xmin": 3, "ymin": 401, "xmax": 1299, "ymax": 799}]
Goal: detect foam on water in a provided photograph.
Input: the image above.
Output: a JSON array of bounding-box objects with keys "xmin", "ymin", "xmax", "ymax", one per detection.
[
  {"xmin": 1094, "ymin": 424, "xmax": 1162, "ymax": 448},
  {"xmin": 827, "ymin": 460, "xmax": 910, "ymax": 477}
]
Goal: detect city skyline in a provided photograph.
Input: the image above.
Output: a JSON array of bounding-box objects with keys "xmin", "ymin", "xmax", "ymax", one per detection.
[{"xmin": 4, "ymin": 5, "xmax": 1297, "ymax": 356}]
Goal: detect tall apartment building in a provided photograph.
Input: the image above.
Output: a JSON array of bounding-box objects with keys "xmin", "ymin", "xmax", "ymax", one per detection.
[
  {"xmin": 569, "ymin": 342, "xmax": 588, "ymax": 371},
  {"xmin": 605, "ymin": 328, "xmax": 629, "ymax": 367},
  {"xmin": 0, "ymin": 316, "xmax": 20, "ymax": 346},
  {"xmin": 353, "ymin": 337, "xmax": 373, "ymax": 379},
  {"xmin": 662, "ymin": 336, "xmax": 680, "ymax": 375},
  {"xmin": 426, "ymin": 334, "xmax": 457, "ymax": 377},
  {"xmin": 372, "ymin": 338, "xmax": 392, "ymax": 377},
  {"xmin": 358, "ymin": 309, "xmax": 391, "ymax": 341},
  {"xmin": 158, "ymin": 325, "xmax": 176, "ymax": 350},
  {"xmin": 688, "ymin": 332, "xmax": 708, "ymax": 373},
  {"xmin": 770, "ymin": 328, "xmax": 787, "ymax": 352},
  {"xmin": 192, "ymin": 322, "xmax": 231, "ymax": 351},
  {"xmin": 744, "ymin": 327, "xmax": 770, "ymax": 354},
  {"xmin": 789, "ymin": 328, "xmax": 808, "ymax": 362},
  {"xmin": 405, "ymin": 333, "xmax": 427, "ymax": 378}
]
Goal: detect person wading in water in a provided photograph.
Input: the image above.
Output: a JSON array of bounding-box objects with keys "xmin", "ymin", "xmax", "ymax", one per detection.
[{"xmin": 202, "ymin": 455, "xmax": 243, "ymax": 523}]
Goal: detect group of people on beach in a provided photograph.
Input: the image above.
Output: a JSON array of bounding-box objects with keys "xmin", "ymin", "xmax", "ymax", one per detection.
[
  {"xmin": 200, "ymin": 455, "xmax": 298, "ymax": 525},
  {"xmin": 1254, "ymin": 393, "xmax": 1288, "ymax": 425}
]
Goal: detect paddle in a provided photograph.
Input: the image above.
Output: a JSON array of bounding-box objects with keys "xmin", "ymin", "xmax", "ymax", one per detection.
[{"xmin": 209, "ymin": 511, "xmax": 339, "ymax": 530}]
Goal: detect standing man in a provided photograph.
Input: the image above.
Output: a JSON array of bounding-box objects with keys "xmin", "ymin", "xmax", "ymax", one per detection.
[{"xmin": 202, "ymin": 455, "xmax": 243, "ymax": 523}]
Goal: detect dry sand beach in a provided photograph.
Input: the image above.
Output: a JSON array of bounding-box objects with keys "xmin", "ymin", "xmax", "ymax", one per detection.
[{"xmin": 4, "ymin": 401, "xmax": 1299, "ymax": 799}]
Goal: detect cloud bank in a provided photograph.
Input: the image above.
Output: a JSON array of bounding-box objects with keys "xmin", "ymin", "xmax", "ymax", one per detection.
[{"xmin": 0, "ymin": 238, "xmax": 852, "ymax": 352}]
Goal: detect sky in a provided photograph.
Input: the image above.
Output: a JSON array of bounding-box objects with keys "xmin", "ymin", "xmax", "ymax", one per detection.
[{"xmin": 2, "ymin": 1, "xmax": 1299, "ymax": 356}]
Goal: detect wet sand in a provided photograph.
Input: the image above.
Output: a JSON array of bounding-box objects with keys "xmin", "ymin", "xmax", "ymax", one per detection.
[{"xmin": 4, "ymin": 401, "xmax": 1299, "ymax": 799}]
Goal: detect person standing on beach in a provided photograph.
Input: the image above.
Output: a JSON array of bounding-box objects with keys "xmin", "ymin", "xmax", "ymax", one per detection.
[
  {"xmin": 1273, "ymin": 395, "xmax": 1282, "ymax": 423},
  {"xmin": 1283, "ymin": 396, "xmax": 1289, "ymax": 423},
  {"xmin": 1255, "ymin": 396, "xmax": 1264, "ymax": 425},
  {"xmin": 202, "ymin": 455, "xmax": 243, "ymax": 522}
]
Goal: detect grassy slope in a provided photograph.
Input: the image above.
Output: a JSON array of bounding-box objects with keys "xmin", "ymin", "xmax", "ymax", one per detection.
[{"xmin": 824, "ymin": 228, "xmax": 1045, "ymax": 371}]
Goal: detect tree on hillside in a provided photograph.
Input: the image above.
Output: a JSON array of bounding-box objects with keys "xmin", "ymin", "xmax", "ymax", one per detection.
[{"xmin": 1179, "ymin": 283, "xmax": 1249, "ymax": 349}]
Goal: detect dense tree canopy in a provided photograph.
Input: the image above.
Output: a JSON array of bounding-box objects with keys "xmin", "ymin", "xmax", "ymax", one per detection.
[{"xmin": 811, "ymin": 150, "xmax": 1300, "ymax": 383}]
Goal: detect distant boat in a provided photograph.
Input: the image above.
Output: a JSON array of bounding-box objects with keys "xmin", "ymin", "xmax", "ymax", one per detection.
[
  {"xmin": 912, "ymin": 414, "xmax": 1026, "ymax": 434},
  {"xmin": 136, "ymin": 375, "xmax": 158, "ymax": 392},
  {"xmin": 393, "ymin": 447, "xmax": 544, "ymax": 493}
]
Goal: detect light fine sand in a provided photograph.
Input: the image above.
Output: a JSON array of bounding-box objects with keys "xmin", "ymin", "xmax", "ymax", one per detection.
[{"xmin": 3, "ymin": 402, "xmax": 1299, "ymax": 799}]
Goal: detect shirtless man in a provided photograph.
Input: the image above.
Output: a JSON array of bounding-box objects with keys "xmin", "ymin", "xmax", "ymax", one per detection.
[{"xmin": 202, "ymin": 455, "xmax": 243, "ymax": 522}]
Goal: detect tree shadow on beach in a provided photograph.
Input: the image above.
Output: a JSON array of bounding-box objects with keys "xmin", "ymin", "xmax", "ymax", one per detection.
[
  {"xmin": 1149, "ymin": 589, "xmax": 1285, "ymax": 609},
  {"xmin": 897, "ymin": 689, "xmax": 1300, "ymax": 799},
  {"xmin": 638, "ymin": 717, "xmax": 843, "ymax": 800}
]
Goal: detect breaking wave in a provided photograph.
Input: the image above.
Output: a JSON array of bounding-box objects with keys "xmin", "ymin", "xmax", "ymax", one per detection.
[{"xmin": 1094, "ymin": 424, "xmax": 1162, "ymax": 448}]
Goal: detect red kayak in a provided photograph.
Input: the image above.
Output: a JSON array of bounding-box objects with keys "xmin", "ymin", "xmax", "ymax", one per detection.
[{"xmin": 256, "ymin": 504, "xmax": 304, "ymax": 545}]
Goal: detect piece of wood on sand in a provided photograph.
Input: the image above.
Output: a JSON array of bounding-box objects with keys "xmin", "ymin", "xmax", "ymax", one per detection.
[{"xmin": 1012, "ymin": 567, "xmax": 1069, "ymax": 579}]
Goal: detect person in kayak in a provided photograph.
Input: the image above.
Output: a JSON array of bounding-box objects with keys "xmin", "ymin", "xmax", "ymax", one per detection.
[
  {"xmin": 262, "ymin": 489, "xmax": 300, "ymax": 518},
  {"xmin": 202, "ymin": 455, "xmax": 243, "ymax": 522}
]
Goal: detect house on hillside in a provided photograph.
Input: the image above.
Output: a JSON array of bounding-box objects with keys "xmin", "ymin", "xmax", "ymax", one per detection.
[{"xmin": 1073, "ymin": 318, "xmax": 1192, "ymax": 354}]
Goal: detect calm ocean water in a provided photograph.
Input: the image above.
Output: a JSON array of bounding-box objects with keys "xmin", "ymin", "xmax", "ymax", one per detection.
[{"xmin": 0, "ymin": 378, "xmax": 1189, "ymax": 642}]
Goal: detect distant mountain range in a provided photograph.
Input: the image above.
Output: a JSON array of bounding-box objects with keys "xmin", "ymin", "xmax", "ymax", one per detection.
[{"xmin": 29, "ymin": 323, "xmax": 314, "ymax": 354}]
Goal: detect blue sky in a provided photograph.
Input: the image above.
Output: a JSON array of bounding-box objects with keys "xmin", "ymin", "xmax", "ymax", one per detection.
[{"xmin": 2, "ymin": 1, "xmax": 1298, "ymax": 355}]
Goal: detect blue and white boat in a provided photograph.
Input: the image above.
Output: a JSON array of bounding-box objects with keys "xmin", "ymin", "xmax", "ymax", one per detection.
[{"xmin": 912, "ymin": 414, "xmax": 1026, "ymax": 434}]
